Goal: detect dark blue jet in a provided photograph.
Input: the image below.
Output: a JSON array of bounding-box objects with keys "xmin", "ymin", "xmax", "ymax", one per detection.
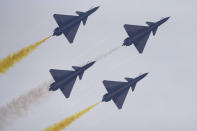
[
  {"xmin": 52, "ymin": 6, "xmax": 99, "ymax": 43},
  {"xmin": 102, "ymin": 73, "xmax": 148, "ymax": 109},
  {"xmin": 49, "ymin": 61, "xmax": 95, "ymax": 98},
  {"xmin": 123, "ymin": 17, "xmax": 170, "ymax": 53}
]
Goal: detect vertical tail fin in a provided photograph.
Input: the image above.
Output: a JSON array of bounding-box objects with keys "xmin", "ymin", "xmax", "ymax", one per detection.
[{"xmin": 76, "ymin": 11, "xmax": 88, "ymax": 25}]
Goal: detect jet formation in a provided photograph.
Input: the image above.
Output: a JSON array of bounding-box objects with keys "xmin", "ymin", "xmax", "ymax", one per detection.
[
  {"xmin": 50, "ymin": 8, "xmax": 169, "ymax": 109},
  {"xmin": 49, "ymin": 61, "xmax": 95, "ymax": 98},
  {"xmin": 123, "ymin": 17, "xmax": 170, "ymax": 53},
  {"xmin": 102, "ymin": 73, "xmax": 148, "ymax": 109},
  {"xmin": 53, "ymin": 6, "xmax": 99, "ymax": 43}
]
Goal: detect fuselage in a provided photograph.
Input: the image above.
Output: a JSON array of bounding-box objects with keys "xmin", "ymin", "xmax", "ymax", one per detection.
[
  {"xmin": 123, "ymin": 17, "xmax": 170, "ymax": 46},
  {"xmin": 49, "ymin": 61, "xmax": 95, "ymax": 91},
  {"xmin": 53, "ymin": 7, "xmax": 99, "ymax": 36},
  {"xmin": 102, "ymin": 73, "xmax": 148, "ymax": 102},
  {"xmin": 49, "ymin": 70, "xmax": 79, "ymax": 91}
]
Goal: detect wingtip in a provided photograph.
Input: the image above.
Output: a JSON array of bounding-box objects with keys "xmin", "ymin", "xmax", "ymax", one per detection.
[
  {"xmin": 68, "ymin": 40, "xmax": 74, "ymax": 44},
  {"xmin": 117, "ymin": 106, "xmax": 123, "ymax": 110},
  {"xmin": 65, "ymin": 95, "xmax": 70, "ymax": 99},
  {"xmin": 103, "ymin": 80, "xmax": 107, "ymax": 84},
  {"xmin": 53, "ymin": 14, "xmax": 58, "ymax": 18},
  {"xmin": 138, "ymin": 50, "xmax": 143, "ymax": 54},
  {"xmin": 49, "ymin": 69, "xmax": 54, "ymax": 72}
]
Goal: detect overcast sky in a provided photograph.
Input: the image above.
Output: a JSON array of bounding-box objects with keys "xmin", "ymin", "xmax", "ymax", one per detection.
[{"xmin": 0, "ymin": 0, "xmax": 197, "ymax": 131}]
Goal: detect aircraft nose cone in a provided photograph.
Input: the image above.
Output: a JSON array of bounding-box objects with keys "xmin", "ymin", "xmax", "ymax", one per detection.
[
  {"xmin": 141, "ymin": 72, "xmax": 148, "ymax": 78},
  {"xmin": 91, "ymin": 6, "xmax": 99, "ymax": 12},
  {"xmin": 95, "ymin": 6, "xmax": 100, "ymax": 10},
  {"xmin": 90, "ymin": 61, "xmax": 96, "ymax": 65},
  {"xmin": 87, "ymin": 61, "xmax": 96, "ymax": 67},
  {"xmin": 144, "ymin": 72, "xmax": 149, "ymax": 76},
  {"xmin": 166, "ymin": 16, "xmax": 170, "ymax": 20},
  {"xmin": 163, "ymin": 17, "xmax": 170, "ymax": 22}
]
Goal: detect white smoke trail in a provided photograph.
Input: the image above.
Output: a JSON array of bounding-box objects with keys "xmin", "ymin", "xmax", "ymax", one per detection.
[
  {"xmin": 0, "ymin": 79, "xmax": 53, "ymax": 129},
  {"xmin": 94, "ymin": 46, "xmax": 121, "ymax": 62},
  {"xmin": 74, "ymin": 39, "xmax": 108, "ymax": 67}
]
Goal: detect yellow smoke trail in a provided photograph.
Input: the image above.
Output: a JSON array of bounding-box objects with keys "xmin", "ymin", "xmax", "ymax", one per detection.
[
  {"xmin": 44, "ymin": 102, "xmax": 100, "ymax": 131},
  {"xmin": 0, "ymin": 36, "xmax": 51, "ymax": 73}
]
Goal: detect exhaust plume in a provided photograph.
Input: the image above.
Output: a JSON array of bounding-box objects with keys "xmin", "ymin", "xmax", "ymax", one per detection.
[
  {"xmin": 0, "ymin": 36, "xmax": 51, "ymax": 73},
  {"xmin": 44, "ymin": 102, "xmax": 100, "ymax": 131},
  {"xmin": 0, "ymin": 80, "xmax": 52, "ymax": 129}
]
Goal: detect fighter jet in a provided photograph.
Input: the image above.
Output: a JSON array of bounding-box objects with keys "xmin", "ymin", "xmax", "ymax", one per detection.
[
  {"xmin": 53, "ymin": 6, "xmax": 99, "ymax": 43},
  {"xmin": 49, "ymin": 61, "xmax": 95, "ymax": 98},
  {"xmin": 102, "ymin": 73, "xmax": 148, "ymax": 109},
  {"xmin": 123, "ymin": 17, "xmax": 170, "ymax": 53}
]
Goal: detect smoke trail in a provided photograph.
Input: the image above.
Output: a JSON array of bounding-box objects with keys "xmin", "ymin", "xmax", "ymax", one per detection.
[
  {"xmin": 0, "ymin": 36, "xmax": 51, "ymax": 73},
  {"xmin": 44, "ymin": 102, "xmax": 100, "ymax": 131},
  {"xmin": 0, "ymin": 80, "xmax": 52, "ymax": 129},
  {"xmin": 94, "ymin": 46, "xmax": 121, "ymax": 61}
]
